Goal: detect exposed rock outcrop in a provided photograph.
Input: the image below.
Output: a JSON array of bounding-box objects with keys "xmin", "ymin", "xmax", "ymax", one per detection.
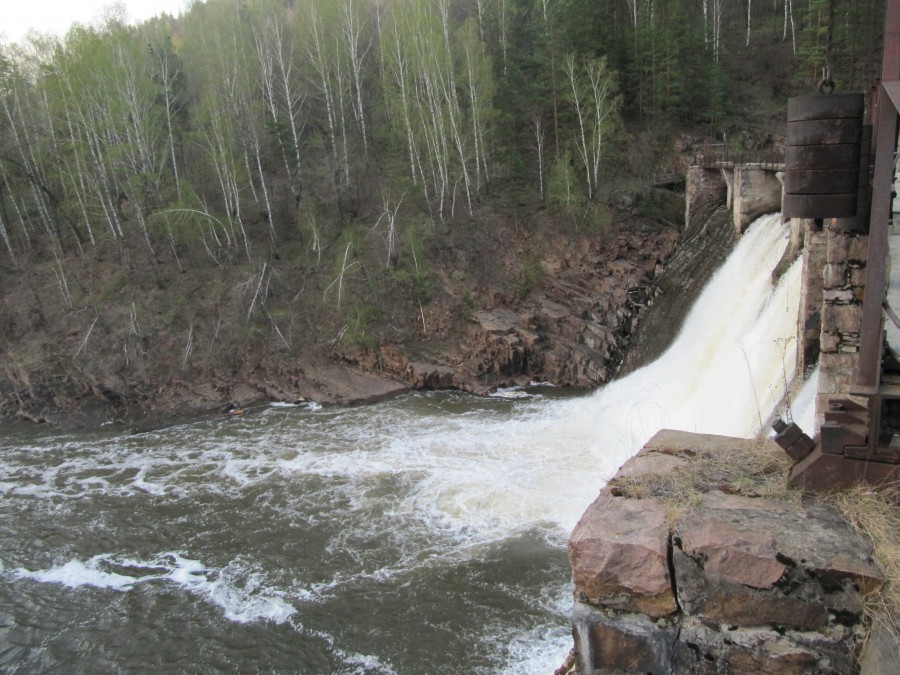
[
  {"xmin": 344, "ymin": 219, "xmax": 681, "ymax": 395},
  {"xmin": 569, "ymin": 493, "xmax": 675, "ymax": 618},
  {"xmin": 568, "ymin": 429, "xmax": 884, "ymax": 674},
  {"xmin": 0, "ymin": 202, "xmax": 681, "ymax": 427}
]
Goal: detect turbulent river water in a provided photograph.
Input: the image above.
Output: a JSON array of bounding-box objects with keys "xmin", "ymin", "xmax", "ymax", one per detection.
[{"xmin": 1, "ymin": 214, "xmax": 815, "ymax": 674}]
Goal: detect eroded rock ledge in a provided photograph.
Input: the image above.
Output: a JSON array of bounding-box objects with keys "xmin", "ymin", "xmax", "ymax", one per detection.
[
  {"xmin": 346, "ymin": 223, "xmax": 682, "ymax": 396},
  {"xmin": 566, "ymin": 429, "xmax": 883, "ymax": 674}
]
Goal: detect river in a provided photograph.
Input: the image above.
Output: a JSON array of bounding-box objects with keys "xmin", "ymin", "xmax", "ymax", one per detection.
[{"xmin": 0, "ymin": 214, "xmax": 812, "ymax": 673}]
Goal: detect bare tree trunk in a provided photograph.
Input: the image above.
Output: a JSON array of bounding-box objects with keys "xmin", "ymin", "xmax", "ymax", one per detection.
[
  {"xmin": 712, "ymin": 0, "xmax": 726, "ymax": 61},
  {"xmin": 342, "ymin": 0, "xmax": 370, "ymax": 156},
  {"xmin": 253, "ymin": 20, "xmax": 296, "ymax": 196},
  {"xmin": 268, "ymin": 18, "xmax": 307, "ymax": 200},
  {"xmin": 703, "ymin": 0, "xmax": 709, "ymax": 47},
  {"xmin": 746, "ymin": 0, "xmax": 752, "ymax": 47},
  {"xmin": 387, "ymin": 21, "xmax": 423, "ymax": 194},
  {"xmin": 1, "ymin": 85, "xmax": 60, "ymax": 246},
  {"xmin": 308, "ymin": 2, "xmax": 339, "ymax": 166},
  {"xmin": 565, "ymin": 55, "xmax": 594, "ymax": 200},
  {"xmin": 376, "ymin": 190, "xmax": 405, "ymax": 267},
  {"xmin": 0, "ymin": 209, "xmax": 15, "ymax": 265},
  {"xmin": 784, "ymin": 0, "xmax": 796, "ymax": 53},
  {"xmin": 531, "ymin": 113, "xmax": 546, "ymax": 202},
  {"xmin": 499, "ymin": 0, "xmax": 508, "ymax": 74},
  {"xmin": 155, "ymin": 46, "xmax": 183, "ymax": 201}
]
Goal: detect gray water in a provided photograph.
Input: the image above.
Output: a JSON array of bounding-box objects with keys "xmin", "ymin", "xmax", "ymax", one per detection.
[{"xmin": 0, "ymin": 389, "xmax": 581, "ymax": 674}]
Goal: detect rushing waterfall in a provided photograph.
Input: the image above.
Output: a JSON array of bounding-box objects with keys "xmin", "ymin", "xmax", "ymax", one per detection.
[
  {"xmin": 561, "ymin": 211, "xmax": 804, "ymax": 496},
  {"xmin": 0, "ymin": 213, "xmax": 806, "ymax": 673}
]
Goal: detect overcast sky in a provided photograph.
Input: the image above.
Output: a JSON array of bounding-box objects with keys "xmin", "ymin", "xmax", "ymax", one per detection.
[{"xmin": 2, "ymin": 0, "xmax": 190, "ymax": 44}]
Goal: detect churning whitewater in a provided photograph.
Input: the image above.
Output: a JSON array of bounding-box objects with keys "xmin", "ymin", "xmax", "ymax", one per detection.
[{"xmin": 0, "ymin": 213, "xmax": 806, "ymax": 673}]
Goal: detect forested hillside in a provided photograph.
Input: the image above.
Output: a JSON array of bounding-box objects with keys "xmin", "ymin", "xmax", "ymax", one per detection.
[{"xmin": 0, "ymin": 0, "xmax": 887, "ymax": 424}]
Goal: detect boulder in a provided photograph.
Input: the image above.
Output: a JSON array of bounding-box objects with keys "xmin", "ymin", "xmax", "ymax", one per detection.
[
  {"xmin": 567, "ymin": 431, "xmax": 885, "ymax": 674},
  {"xmin": 569, "ymin": 493, "xmax": 676, "ymax": 618},
  {"xmin": 672, "ymin": 490, "xmax": 882, "ymax": 630},
  {"xmin": 572, "ymin": 602, "xmax": 678, "ymax": 674}
]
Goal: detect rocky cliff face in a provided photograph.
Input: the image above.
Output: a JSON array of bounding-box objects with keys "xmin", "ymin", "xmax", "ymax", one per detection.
[{"xmin": 342, "ymin": 215, "xmax": 680, "ymax": 396}]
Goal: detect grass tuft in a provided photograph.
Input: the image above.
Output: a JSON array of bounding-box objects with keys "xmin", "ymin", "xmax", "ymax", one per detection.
[
  {"xmin": 610, "ymin": 439, "xmax": 798, "ymax": 519},
  {"xmin": 827, "ymin": 484, "xmax": 900, "ymax": 655}
]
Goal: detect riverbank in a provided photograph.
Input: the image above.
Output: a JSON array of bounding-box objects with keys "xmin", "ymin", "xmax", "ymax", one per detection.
[{"xmin": 0, "ymin": 189, "xmax": 687, "ymax": 431}]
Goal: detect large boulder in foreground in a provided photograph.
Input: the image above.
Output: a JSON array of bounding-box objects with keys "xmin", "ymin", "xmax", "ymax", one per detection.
[
  {"xmin": 567, "ymin": 430, "xmax": 884, "ymax": 675},
  {"xmin": 569, "ymin": 493, "xmax": 676, "ymax": 618}
]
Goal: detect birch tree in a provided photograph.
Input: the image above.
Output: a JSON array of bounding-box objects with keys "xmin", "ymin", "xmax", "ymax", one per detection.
[
  {"xmin": 563, "ymin": 54, "xmax": 622, "ymax": 201},
  {"xmin": 530, "ymin": 112, "xmax": 547, "ymax": 202},
  {"xmin": 746, "ymin": 0, "xmax": 752, "ymax": 47},
  {"xmin": 382, "ymin": 9, "xmax": 425, "ymax": 193},
  {"xmin": 711, "ymin": 0, "xmax": 727, "ymax": 60},
  {"xmin": 458, "ymin": 17, "xmax": 494, "ymax": 194},
  {"xmin": 302, "ymin": 0, "xmax": 351, "ymax": 187},
  {"xmin": 385, "ymin": 1, "xmax": 454, "ymax": 216},
  {"xmin": 49, "ymin": 29, "xmax": 126, "ymax": 243},
  {"xmin": 146, "ymin": 25, "xmax": 185, "ymax": 202},
  {"xmin": 179, "ymin": 1, "xmax": 253, "ymax": 257},
  {"xmin": 0, "ymin": 46, "xmax": 63, "ymax": 249},
  {"xmin": 784, "ymin": 0, "xmax": 797, "ymax": 52},
  {"xmin": 341, "ymin": 0, "xmax": 371, "ymax": 157},
  {"xmin": 250, "ymin": 5, "xmax": 307, "ymax": 204}
]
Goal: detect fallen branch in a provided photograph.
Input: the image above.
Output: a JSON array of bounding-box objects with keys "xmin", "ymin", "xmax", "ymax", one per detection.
[{"xmin": 74, "ymin": 317, "xmax": 98, "ymax": 359}]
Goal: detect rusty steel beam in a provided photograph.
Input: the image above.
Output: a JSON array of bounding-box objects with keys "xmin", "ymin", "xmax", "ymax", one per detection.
[{"xmin": 856, "ymin": 0, "xmax": 900, "ymax": 391}]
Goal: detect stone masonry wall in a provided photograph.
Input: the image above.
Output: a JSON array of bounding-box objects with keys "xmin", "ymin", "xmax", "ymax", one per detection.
[
  {"xmin": 567, "ymin": 430, "xmax": 883, "ymax": 675},
  {"xmin": 685, "ymin": 166, "xmax": 727, "ymax": 230},
  {"xmin": 686, "ymin": 165, "xmax": 783, "ymax": 236},
  {"xmin": 817, "ymin": 222, "xmax": 868, "ymax": 424},
  {"xmin": 732, "ymin": 167, "xmax": 785, "ymax": 233},
  {"xmin": 797, "ymin": 221, "xmax": 826, "ymax": 379}
]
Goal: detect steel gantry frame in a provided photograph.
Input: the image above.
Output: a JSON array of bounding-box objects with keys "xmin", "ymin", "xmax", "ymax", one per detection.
[{"xmin": 787, "ymin": 0, "xmax": 900, "ymax": 490}]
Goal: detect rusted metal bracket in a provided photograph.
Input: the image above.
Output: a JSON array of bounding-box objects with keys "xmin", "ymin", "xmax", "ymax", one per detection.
[{"xmin": 772, "ymin": 419, "xmax": 815, "ymax": 462}]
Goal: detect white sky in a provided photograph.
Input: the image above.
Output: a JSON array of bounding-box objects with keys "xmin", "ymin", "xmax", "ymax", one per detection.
[{"xmin": 2, "ymin": 0, "xmax": 190, "ymax": 44}]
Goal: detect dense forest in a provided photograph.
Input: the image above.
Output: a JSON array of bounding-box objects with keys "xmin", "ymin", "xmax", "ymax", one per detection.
[{"xmin": 0, "ymin": 0, "xmax": 888, "ymax": 422}]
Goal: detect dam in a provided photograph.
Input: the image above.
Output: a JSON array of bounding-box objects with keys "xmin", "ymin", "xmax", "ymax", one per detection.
[{"xmin": 563, "ymin": 1, "xmax": 900, "ymax": 670}]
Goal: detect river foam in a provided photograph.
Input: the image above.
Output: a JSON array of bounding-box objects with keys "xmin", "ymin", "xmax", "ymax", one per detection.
[{"xmin": 12, "ymin": 553, "xmax": 297, "ymax": 625}]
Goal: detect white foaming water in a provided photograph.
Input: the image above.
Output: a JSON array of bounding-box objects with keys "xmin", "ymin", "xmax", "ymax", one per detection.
[
  {"xmin": 551, "ymin": 214, "xmax": 801, "ymax": 508},
  {"xmin": 376, "ymin": 212, "xmax": 802, "ymax": 536},
  {"xmin": 495, "ymin": 582, "xmax": 575, "ymax": 674},
  {"xmin": 12, "ymin": 553, "xmax": 296, "ymax": 625},
  {"xmin": 783, "ymin": 365, "xmax": 819, "ymax": 435},
  {"xmin": 489, "ymin": 387, "xmax": 536, "ymax": 399}
]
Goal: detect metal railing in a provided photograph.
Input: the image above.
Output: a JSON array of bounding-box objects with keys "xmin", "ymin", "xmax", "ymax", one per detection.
[
  {"xmin": 690, "ymin": 144, "xmax": 784, "ymax": 171},
  {"xmin": 647, "ymin": 172, "xmax": 685, "ymax": 187}
]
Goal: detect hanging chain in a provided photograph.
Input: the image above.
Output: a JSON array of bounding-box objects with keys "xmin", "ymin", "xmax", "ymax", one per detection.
[{"xmin": 818, "ymin": 0, "xmax": 836, "ymax": 94}]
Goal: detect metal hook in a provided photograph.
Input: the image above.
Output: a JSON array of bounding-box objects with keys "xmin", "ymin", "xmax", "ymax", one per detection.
[{"xmin": 818, "ymin": 64, "xmax": 835, "ymax": 95}]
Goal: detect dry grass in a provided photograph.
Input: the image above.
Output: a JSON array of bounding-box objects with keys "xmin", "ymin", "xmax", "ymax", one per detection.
[
  {"xmin": 827, "ymin": 484, "xmax": 900, "ymax": 654},
  {"xmin": 609, "ymin": 439, "xmax": 799, "ymax": 522}
]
